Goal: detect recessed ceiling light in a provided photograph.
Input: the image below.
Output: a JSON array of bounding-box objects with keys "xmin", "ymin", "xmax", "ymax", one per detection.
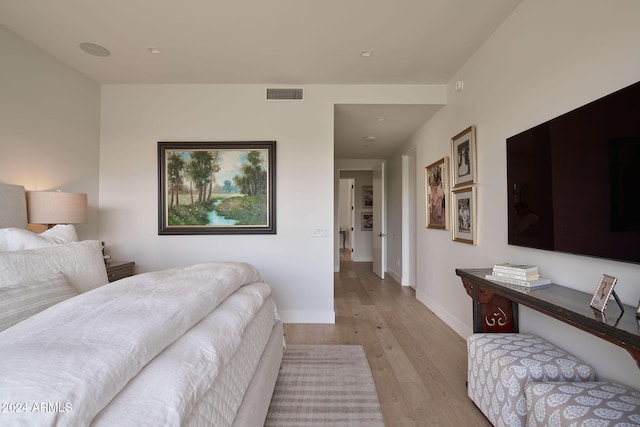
[
  {"xmin": 360, "ymin": 50, "xmax": 373, "ymax": 57},
  {"xmin": 364, "ymin": 136, "xmax": 377, "ymax": 141},
  {"xmin": 147, "ymin": 47, "xmax": 161, "ymax": 54},
  {"xmin": 79, "ymin": 42, "xmax": 110, "ymax": 57}
]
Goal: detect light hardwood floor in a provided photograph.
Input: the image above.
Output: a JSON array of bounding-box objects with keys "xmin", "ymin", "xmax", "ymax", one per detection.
[{"xmin": 282, "ymin": 252, "xmax": 491, "ymax": 427}]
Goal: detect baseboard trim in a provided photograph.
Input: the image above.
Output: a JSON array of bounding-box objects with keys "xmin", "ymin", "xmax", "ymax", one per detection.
[
  {"xmin": 415, "ymin": 290, "xmax": 472, "ymax": 338},
  {"xmin": 278, "ymin": 310, "xmax": 335, "ymax": 324},
  {"xmin": 386, "ymin": 270, "xmax": 402, "ymax": 285}
]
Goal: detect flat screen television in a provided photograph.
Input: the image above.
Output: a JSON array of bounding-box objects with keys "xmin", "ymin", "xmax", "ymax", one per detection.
[{"xmin": 506, "ymin": 80, "xmax": 640, "ymax": 264}]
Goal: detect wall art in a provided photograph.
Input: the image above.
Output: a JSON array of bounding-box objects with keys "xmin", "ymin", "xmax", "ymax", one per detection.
[
  {"xmin": 451, "ymin": 125, "xmax": 476, "ymax": 187},
  {"xmin": 425, "ymin": 157, "xmax": 449, "ymax": 229},
  {"xmin": 452, "ymin": 186, "xmax": 476, "ymax": 244},
  {"xmin": 158, "ymin": 141, "xmax": 276, "ymax": 235}
]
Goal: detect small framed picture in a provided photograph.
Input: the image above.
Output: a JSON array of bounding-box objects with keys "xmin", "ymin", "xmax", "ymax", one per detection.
[
  {"xmin": 452, "ymin": 187, "xmax": 476, "ymax": 244},
  {"xmin": 451, "ymin": 125, "xmax": 477, "ymax": 188},
  {"xmin": 425, "ymin": 157, "xmax": 449, "ymax": 230},
  {"xmin": 362, "ymin": 186, "xmax": 373, "ymax": 209},
  {"xmin": 361, "ymin": 212, "xmax": 373, "ymax": 231},
  {"xmin": 590, "ymin": 274, "xmax": 618, "ymax": 312}
]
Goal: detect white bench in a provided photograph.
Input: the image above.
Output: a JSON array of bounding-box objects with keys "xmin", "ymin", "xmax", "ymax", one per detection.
[{"xmin": 467, "ymin": 333, "xmax": 595, "ymax": 426}]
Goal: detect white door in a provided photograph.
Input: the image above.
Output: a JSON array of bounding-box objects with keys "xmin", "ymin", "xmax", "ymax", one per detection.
[
  {"xmin": 372, "ymin": 162, "xmax": 386, "ymax": 278},
  {"xmin": 349, "ymin": 181, "xmax": 355, "ymax": 253}
]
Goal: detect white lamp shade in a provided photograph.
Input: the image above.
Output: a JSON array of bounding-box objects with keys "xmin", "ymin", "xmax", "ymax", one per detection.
[{"xmin": 26, "ymin": 191, "xmax": 87, "ymax": 225}]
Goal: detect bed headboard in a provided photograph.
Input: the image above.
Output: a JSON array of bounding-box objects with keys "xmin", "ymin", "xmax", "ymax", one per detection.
[{"xmin": 0, "ymin": 183, "xmax": 28, "ymax": 229}]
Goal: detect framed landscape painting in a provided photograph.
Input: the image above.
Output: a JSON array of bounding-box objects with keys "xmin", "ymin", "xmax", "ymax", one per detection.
[{"xmin": 158, "ymin": 141, "xmax": 276, "ymax": 235}]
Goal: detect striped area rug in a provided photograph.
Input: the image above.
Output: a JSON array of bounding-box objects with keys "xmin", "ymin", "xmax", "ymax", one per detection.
[{"xmin": 265, "ymin": 345, "xmax": 385, "ymax": 426}]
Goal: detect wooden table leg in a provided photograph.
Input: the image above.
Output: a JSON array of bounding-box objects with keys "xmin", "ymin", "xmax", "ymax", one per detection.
[{"xmin": 462, "ymin": 278, "xmax": 518, "ymax": 333}]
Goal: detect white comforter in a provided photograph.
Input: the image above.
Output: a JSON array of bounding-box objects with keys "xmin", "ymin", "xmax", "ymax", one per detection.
[{"xmin": 0, "ymin": 262, "xmax": 271, "ymax": 427}]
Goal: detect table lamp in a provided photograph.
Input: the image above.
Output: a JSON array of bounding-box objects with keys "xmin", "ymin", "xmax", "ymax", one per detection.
[{"xmin": 26, "ymin": 190, "xmax": 87, "ymax": 228}]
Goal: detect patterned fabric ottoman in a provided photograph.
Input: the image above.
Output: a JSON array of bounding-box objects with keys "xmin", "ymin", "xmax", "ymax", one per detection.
[
  {"xmin": 526, "ymin": 381, "xmax": 640, "ymax": 426},
  {"xmin": 467, "ymin": 333, "xmax": 595, "ymax": 427}
]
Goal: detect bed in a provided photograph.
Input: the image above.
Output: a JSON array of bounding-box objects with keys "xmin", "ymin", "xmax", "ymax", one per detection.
[{"xmin": 0, "ymin": 183, "xmax": 284, "ymax": 427}]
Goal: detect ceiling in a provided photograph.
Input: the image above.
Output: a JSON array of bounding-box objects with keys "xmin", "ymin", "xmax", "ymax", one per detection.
[
  {"xmin": 0, "ymin": 0, "xmax": 522, "ymax": 158},
  {"xmin": 334, "ymin": 104, "xmax": 442, "ymax": 159}
]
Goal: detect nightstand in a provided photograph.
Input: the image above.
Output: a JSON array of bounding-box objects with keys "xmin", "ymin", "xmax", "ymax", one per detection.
[{"xmin": 106, "ymin": 261, "xmax": 135, "ymax": 282}]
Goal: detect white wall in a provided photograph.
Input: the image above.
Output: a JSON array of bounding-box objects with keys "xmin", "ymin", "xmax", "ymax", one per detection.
[
  {"xmin": 100, "ymin": 85, "xmax": 445, "ymax": 323},
  {"xmin": 400, "ymin": 0, "xmax": 640, "ymax": 387},
  {"xmin": 0, "ymin": 25, "xmax": 101, "ymax": 239}
]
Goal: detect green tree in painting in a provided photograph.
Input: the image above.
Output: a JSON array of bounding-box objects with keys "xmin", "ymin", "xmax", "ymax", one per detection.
[
  {"xmin": 206, "ymin": 151, "xmax": 221, "ymax": 200},
  {"xmin": 186, "ymin": 151, "xmax": 220, "ymax": 203},
  {"xmin": 167, "ymin": 152, "xmax": 186, "ymax": 207},
  {"xmin": 233, "ymin": 151, "xmax": 267, "ymax": 196},
  {"xmin": 221, "ymin": 180, "xmax": 237, "ymax": 194},
  {"xmin": 168, "ymin": 150, "xmax": 222, "ymax": 226}
]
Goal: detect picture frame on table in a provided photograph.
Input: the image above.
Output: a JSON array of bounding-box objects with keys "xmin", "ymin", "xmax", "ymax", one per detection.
[
  {"xmin": 452, "ymin": 187, "xmax": 476, "ymax": 244},
  {"xmin": 425, "ymin": 157, "xmax": 449, "ymax": 229},
  {"xmin": 362, "ymin": 186, "xmax": 373, "ymax": 209},
  {"xmin": 590, "ymin": 274, "xmax": 618, "ymax": 312},
  {"xmin": 361, "ymin": 212, "xmax": 373, "ymax": 231},
  {"xmin": 451, "ymin": 125, "xmax": 477, "ymax": 188},
  {"xmin": 157, "ymin": 141, "xmax": 276, "ymax": 235}
]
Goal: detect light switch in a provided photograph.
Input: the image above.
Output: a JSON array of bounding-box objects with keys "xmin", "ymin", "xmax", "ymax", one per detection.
[{"xmin": 312, "ymin": 226, "xmax": 330, "ymax": 237}]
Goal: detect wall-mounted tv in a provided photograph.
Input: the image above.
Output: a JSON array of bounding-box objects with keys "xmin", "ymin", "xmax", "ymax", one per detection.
[{"xmin": 507, "ymin": 80, "xmax": 640, "ymax": 264}]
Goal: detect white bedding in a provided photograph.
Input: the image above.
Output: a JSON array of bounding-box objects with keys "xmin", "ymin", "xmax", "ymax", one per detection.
[
  {"xmin": 0, "ymin": 240, "xmax": 108, "ymax": 293},
  {"xmin": 0, "ymin": 261, "xmax": 272, "ymax": 427},
  {"xmin": 185, "ymin": 298, "xmax": 277, "ymax": 427}
]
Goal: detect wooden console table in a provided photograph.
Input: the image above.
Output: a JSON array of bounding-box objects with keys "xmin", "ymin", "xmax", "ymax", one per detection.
[{"xmin": 456, "ymin": 268, "xmax": 640, "ymax": 368}]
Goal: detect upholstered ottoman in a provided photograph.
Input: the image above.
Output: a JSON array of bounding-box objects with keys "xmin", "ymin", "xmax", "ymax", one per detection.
[
  {"xmin": 467, "ymin": 333, "xmax": 595, "ymax": 427},
  {"xmin": 526, "ymin": 381, "xmax": 640, "ymax": 426}
]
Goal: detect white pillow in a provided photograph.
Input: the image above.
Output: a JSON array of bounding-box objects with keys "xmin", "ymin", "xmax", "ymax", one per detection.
[
  {"xmin": 40, "ymin": 224, "xmax": 79, "ymax": 244},
  {"xmin": 0, "ymin": 240, "xmax": 109, "ymax": 293},
  {"xmin": 0, "ymin": 271, "xmax": 78, "ymax": 332},
  {"xmin": 0, "ymin": 225, "xmax": 79, "ymax": 252}
]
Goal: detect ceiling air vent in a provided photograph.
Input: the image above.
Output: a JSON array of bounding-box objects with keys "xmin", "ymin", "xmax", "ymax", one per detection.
[{"xmin": 266, "ymin": 88, "xmax": 304, "ymax": 101}]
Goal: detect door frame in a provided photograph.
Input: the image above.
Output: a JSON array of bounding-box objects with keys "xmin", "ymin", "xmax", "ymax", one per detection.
[
  {"xmin": 372, "ymin": 162, "xmax": 386, "ymax": 279},
  {"xmin": 334, "ymin": 161, "xmax": 384, "ymax": 272},
  {"xmin": 402, "ymin": 149, "xmax": 417, "ymax": 288}
]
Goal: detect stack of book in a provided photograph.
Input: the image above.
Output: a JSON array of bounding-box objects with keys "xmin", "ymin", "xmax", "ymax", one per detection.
[{"xmin": 486, "ymin": 263, "xmax": 551, "ymax": 287}]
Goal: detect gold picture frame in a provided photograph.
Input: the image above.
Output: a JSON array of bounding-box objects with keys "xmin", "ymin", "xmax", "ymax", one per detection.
[
  {"xmin": 590, "ymin": 274, "xmax": 618, "ymax": 312},
  {"xmin": 451, "ymin": 125, "xmax": 477, "ymax": 188},
  {"xmin": 362, "ymin": 186, "xmax": 373, "ymax": 209},
  {"xmin": 452, "ymin": 187, "xmax": 476, "ymax": 244},
  {"xmin": 425, "ymin": 157, "xmax": 449, "ymax": 229},
  {"xmin": 361, "ymin": 212, "xmax": 373, "ymax": 231}
]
